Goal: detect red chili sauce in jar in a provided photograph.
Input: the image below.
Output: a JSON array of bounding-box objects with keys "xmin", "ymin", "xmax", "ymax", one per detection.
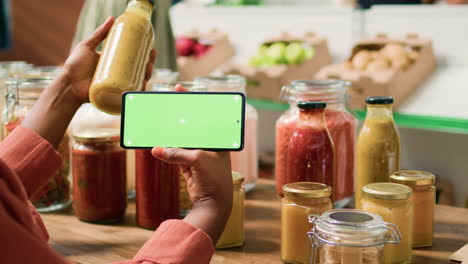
[{"xmin": 72, "ymin": 129, "xmax": 127, "ymax": 224}]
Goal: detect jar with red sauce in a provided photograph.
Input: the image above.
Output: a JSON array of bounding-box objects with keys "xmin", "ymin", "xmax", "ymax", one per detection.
[
  {"xmin": 136, "ymin": 149, "xmax": 179, "ymax": 229},
  {"xmin": 286, "ymin": 101, "xmax": 334, "ymax": 189},
  {"xmin": 276, "ymin": 80, "xmax": 357, "ymax": 203},
  {"xmin": 3, "ymin": 78, "xmax": 72, "ymax": 212},
  {"xmin": 72, "ymin": 128, "xmax": 127, "ymax": 224}
]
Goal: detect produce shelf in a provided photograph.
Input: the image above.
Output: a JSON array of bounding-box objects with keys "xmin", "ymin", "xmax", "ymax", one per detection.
[{"xmin": 247, "ymin": 98, "xmax": 468, "ymax": 135}]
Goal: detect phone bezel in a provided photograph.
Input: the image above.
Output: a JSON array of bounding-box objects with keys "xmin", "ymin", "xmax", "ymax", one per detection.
[{"xmin": 120, "ymin": 91, "xmax": 246, "ymax": 151}]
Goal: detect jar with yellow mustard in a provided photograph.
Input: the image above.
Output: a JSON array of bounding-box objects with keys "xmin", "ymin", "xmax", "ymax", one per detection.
[
  {"xmin": 361, "ymin": 183, "xmax": 413, "ymax": 264},
  {"xmin": 89, "ymin": 0, "xmax": 155, "ymax": 115},
  {"xmin": 390, "ymin": 170, "xmax": 435, "ymax": 248},
  {"xmin": 216, "ymin": 172, "xmax": 245, "ymax": 249},
  {"xmin": 281, "ymin": 182, "xmax": 333, "ymax": 264},
  {"xmin": 356, "ymin": 96, "xmax": 400, "ymax": 209}
]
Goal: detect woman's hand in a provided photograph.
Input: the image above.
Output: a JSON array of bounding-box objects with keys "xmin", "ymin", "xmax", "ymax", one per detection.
[
  {"xmin": 63, "ymin": 17, "xmax": 156, "ymax": 105},
  {"xmin": 152, "ymin": 147, "xmax": 233, "ymax": 245},
  {"xmin": 22, "ymin": 17, "xmax": 156, "ymax": 148}
]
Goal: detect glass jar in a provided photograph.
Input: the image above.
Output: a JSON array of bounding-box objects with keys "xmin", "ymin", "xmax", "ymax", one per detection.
[
  {"xmin": 27, "ymin": 66, "xmax": 63, "ymax": 78},
  {"xmin": 281, "ymin": 182, "xmax": 333, "ymax": 264},
  {"xmin": 361, "ymin": 183, "xmax": 413, "ymax": 264},
  {"xmin": 150, "ymin": 81, "xmax": 208, "ymax": 217},
  {"xmin": 71, "ymin": 128, "xmax": 127, "ymax": 224},
  {"xmin": 356, "ymin": 97, "xmax": 400, "ymax": 209},
  {"xmin": 287, "ymin": 101, "xmax": 334, "ymax": 188},
  {"xmin": 0, "ymin": 61, "xmax": 33, "ymax": 78},
  {"xmin": 194, "ymin": 75, "xmax": 258, "ymax": 192},
  {"xmin": 216, "ymin": 172, "xmax": 245, "ymax": 249},
  {"xmin": 308, "ymin": 209, "xmax": 401, "ymax": 264},
  {"xmin": 135, "ymin": 149, "xmax": 179, "ymax": 229},
  {"xmin": 89, "ymin": 0, "xmax": 155, "ymax": 115},
  {"xmin": 3, "ymin": 78, "xmax": 71, "ymax": 212},
  {"xmin": 390, "ymin": 170, "xmax": 436, "ymax": 248},
  {"xmin": 276, "ymin": 80, "xmax": 357, "ymax": 203},
  {"xmin": 147, "ymin": 68, "xmax": 179, "ymax": 88}
]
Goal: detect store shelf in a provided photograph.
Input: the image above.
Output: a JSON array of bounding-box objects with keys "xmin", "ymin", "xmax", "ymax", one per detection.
[{"xmin": 247, "ymin": 98, "xmax": 468, "ymax": 134}]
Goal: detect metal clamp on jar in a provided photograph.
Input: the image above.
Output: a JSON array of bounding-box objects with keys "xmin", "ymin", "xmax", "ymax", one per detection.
[{"xmin": 307, "ymin": 209, "xmax": 401, "ymax": 264}]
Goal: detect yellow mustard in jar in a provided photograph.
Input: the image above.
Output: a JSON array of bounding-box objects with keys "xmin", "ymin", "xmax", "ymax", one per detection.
[
  {"xmin": 361, "ymin": 183, "xmax": 413, "ymax": 264},
  {"xmin": 390, "ymin": 170, "xmax": 435, "ymax": 248},
  {"xmin": 216, "ymin": 172, "xmax": 245, "ymax": 249},
  {"xmin": 89, "ymin": 0, "xmax": 155, "ymax": 115},
  {"xmin": 281, "ymin": 182, "xmax": 333, "ymax": 264}
]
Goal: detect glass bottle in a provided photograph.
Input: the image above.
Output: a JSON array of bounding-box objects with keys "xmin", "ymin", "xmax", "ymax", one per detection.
[
  {"xmin": 276, "ymin": 80, "xmax": 357, "ymax": 203},
  {"xmin": 286, "ymin": 101, "xmax": 334, "ymax": 189},
  {"xmin": 361, "ymin": 183, "xmax": 413, "ymax": 264},
  {"xmin": 3, "ymin": 78, "xmax": 71, "ymax": 212},
  {"xmin": 216, "ymin": 172, "xmax": 245, "ymax": 249},
  {"xmin": 194, "ymin": 75, "xmax": 258, "ymax": 192},
  {"xmin": 281, "ymin": 182, "xmax": 333, "ymax": 264},
  {"xmin": 89, "ymin": 0, "xmax": 155, "ymax": 115},
  {"xmin": 390, "ymin": 170, "xmax": 436, "ymax": 248},
  {"xmin": 135, "ymin": 149, "xmax": 179, "ymax": 229},
  {"xmin": 355, "ymin": 96, "xmax": 400, "ymax": 209},
  {"xmin": 308, "ymin": 209, "xmax": 401, "ymax": 264},
  {"xmin": 150, "ymin": 82, "xmax": 208, "ymax": 217},
  {"xmin": 71, "ymin": 128, "xmax": 127, "ymax": 224}
]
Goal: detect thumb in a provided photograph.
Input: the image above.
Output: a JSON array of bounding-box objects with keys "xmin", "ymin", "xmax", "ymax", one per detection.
[
  {"xmin": 82, "ymin": 17, "xmax": 115, "ymax": 50},
  {"xmin": 152, "ymin": 147, "xmax": 200, "ymax": 166},
  {"xmin": 175, "ymin": 84, "xmax": 188, "ymax": 92}
]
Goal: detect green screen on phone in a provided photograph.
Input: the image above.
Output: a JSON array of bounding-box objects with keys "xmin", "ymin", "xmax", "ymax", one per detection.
[{"xmin": 121, "ymin": 92, "xmax": 245, "ymax": 150}]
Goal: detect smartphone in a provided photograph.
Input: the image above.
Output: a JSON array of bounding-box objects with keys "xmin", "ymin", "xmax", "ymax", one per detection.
[{"xmin": 121, "ymin": 91, "xmax": 245, "ymax": 151}]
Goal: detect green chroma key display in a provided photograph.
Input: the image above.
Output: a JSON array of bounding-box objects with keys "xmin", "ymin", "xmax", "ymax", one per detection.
[{"xmin": 121, "ymin": 92, "xmax": 245, "ymax": 150}]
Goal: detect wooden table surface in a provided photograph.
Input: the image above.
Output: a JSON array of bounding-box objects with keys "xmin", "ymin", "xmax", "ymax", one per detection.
[{"xmin": 42, "ymin": 179, "xmax": 468, "ymax": 264}]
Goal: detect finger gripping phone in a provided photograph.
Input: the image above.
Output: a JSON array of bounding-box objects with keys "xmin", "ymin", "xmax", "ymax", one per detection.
[{"xmin": 121, "ymin": 92, "xmax": 245, "ymax": 151}]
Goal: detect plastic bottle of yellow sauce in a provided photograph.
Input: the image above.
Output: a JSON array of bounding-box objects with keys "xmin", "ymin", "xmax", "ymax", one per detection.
[
  {"xmin": 361, "ymin": 183, "xmax": 413, "ymax": 264},
  {"xmin": 281, "ymin": 182, "xmax": 333, "ymax": 264},
  {"xmin": 216, "ymin": 172, "xmax": 245, "ymax": 249},
  {"xmin": 355, "ymin": 96, "xmax": 400, "ymax": 209},
  {"xmin": 89, "ymin": 0, "xmax": 155, "ymax": 115},
  {"xmin": 390, "ymin": 170, "xmax": 436, "ymax": 248}
]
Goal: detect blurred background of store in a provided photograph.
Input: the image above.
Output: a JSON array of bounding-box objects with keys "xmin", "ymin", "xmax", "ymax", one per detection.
[{"xmin": 0, "ymin": 0, "xmax": 467, "ymax": 206}]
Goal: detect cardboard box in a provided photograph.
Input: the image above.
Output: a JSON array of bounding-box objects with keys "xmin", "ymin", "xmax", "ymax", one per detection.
[
  {"xmin": 177, "ymin": 29, "xmax": 235, "ymax": 81},
  {"xmin": 224, "ymin": 33, "xmax": 332, "ymax": 101},
  {"xmin": 316, "ymin": 33, "xmax": 437, "ymax": 109}
]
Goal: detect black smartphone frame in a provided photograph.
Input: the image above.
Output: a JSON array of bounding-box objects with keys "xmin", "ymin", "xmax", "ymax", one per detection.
[{"xmin": 120, "ymin": 91, "xmax": 246, "ymax": 151}]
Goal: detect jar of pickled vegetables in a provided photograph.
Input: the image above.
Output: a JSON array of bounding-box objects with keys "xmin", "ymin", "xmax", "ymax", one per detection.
[
  {"xmin": 71, "ymin": 128, "xmax": 127, "ymax": 224},
  {"xmin": 3, "ymin": 78, "xmax": 71, "ymax": 212},
  {"xmin": 361, "ymin": 183, "xmax": 413, "ymax": 264},
  {"xmin": 276, "ymin": 80, "xmax": 357, "ymax": 203},
  {"xmin": 281, "ymin": 182, "xmax": 333, "ymax": 264},
  {"xmin": 308, "ymin": 209, "xmax": 401, "ymax": 264},
  {"xmin": 151, "ymin": 81, "xmax": 208, "ymax": 217},
  {"xmin": 216, "ymin": 172, "xmax": 245, "ymax": 249},
  {"xmin": 390, "ymin": 170, "xmax": 436, "ymax": 248},
  {"xmin": 194, "ymin": 75, "xmax": 258, "ymax": 192}
]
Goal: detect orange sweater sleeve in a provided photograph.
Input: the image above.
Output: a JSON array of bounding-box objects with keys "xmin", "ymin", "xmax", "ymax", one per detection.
[{"xmin": 0, "ymin": 126, "xmax": 215, "ymax": 264}]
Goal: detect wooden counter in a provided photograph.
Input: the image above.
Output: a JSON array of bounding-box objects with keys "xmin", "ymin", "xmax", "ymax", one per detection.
[{"xmin": 42, "ymin": 179, "xmax": 468, "ymax": 264}]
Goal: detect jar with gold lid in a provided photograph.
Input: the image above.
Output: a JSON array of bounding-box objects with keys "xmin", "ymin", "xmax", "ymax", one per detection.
[
  {"xmin": 361, "ymin": 183, "xmax": 413, "ymax": 264},
  {"xmin": 216, "ymin": 172, "xmax": 245, "ymax": 249},
  {"xmin": 72, "ymin": 128, "xmax": 127, "ymax": 224},
  {"xmin": 308, "ymin": 209, "xmax": 401, "ymax": 264},
  {"xmin": 390, "ymin": 170, "xmax": 435, "ymax": 248},
  {"xmin": 281, "ymin": 182, "xmax": 333, "ymax": 264}
]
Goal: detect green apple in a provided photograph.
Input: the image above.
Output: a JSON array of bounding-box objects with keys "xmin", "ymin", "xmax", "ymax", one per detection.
[
  {"xmin": 285, "ymin": 42, "xmax": 306, "ymax": 65},
  {"xmin": 305, "ymin": 46, "xmax": 315, "ymax": 60},
  {"xmin": 258, "ymin": 44, "xmax": 269, "ymax": 57},
  {"xmin": 266, "ymin": 42, "xmax": 287, "ymax": 64},
  {"xmin": 248, "ymin": 56, "xmax": 262, "ymax": 67}
]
